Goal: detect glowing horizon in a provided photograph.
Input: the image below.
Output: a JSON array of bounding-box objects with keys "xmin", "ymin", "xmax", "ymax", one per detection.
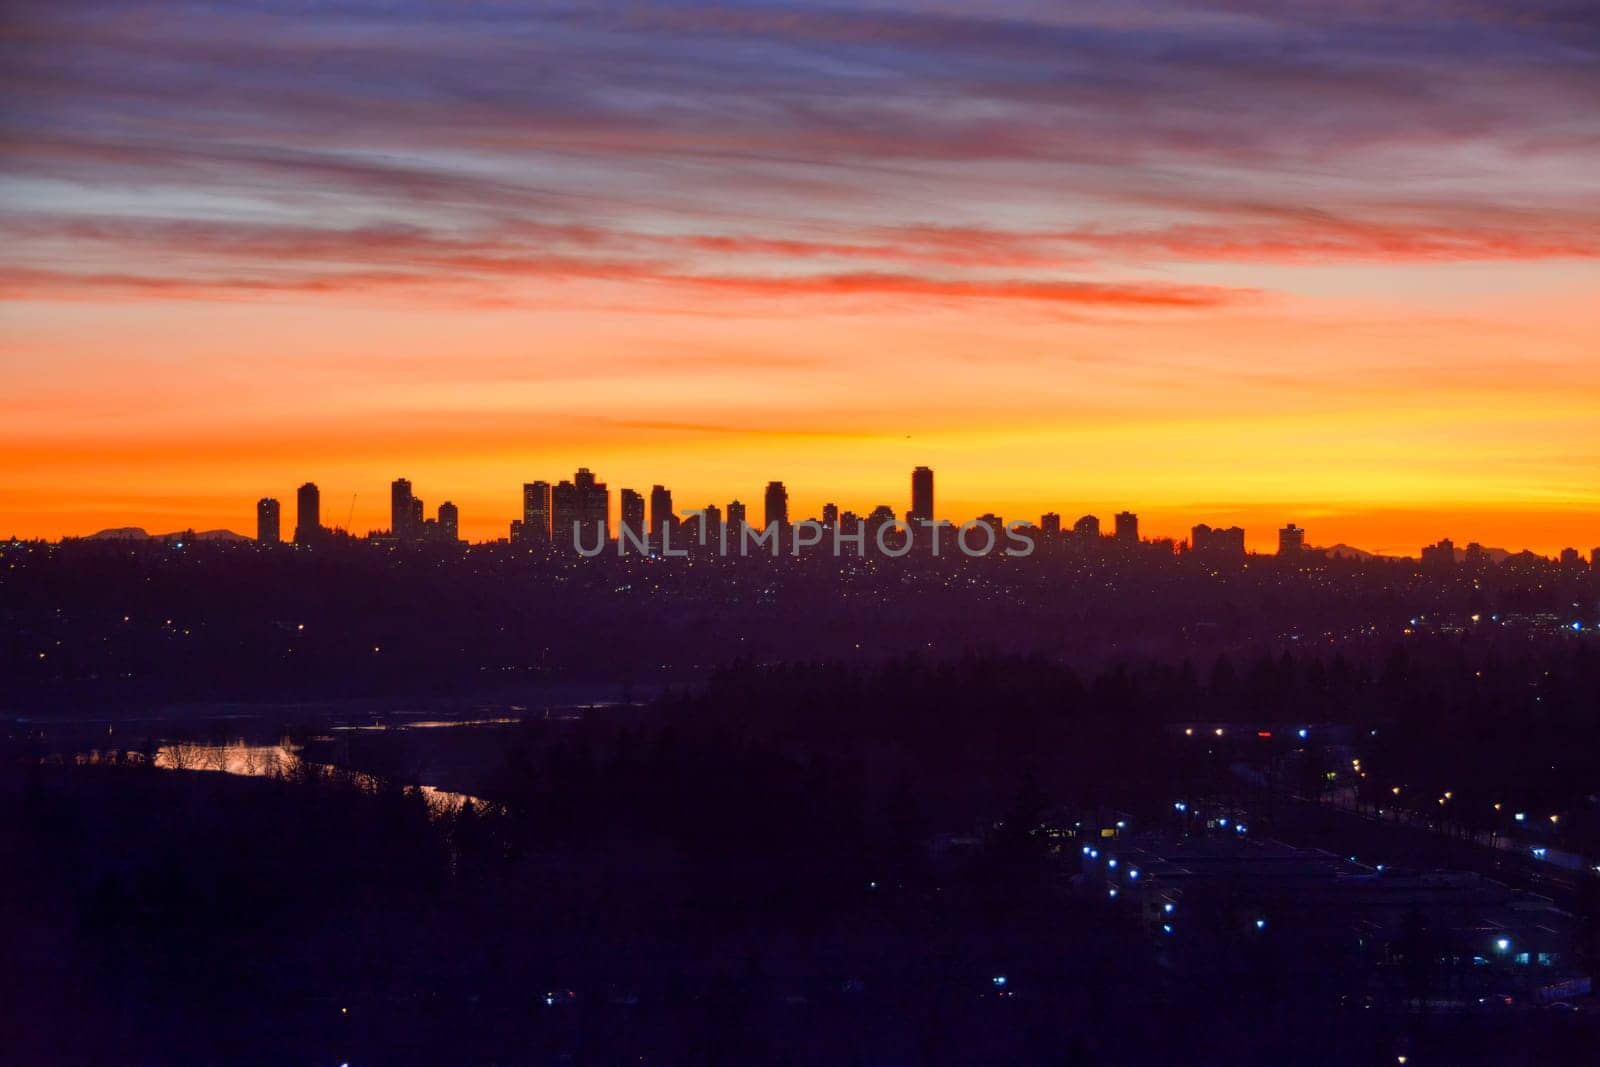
[{"xmin": 2, "ymin": 2, "xmax": 1597, "ymax": 555}]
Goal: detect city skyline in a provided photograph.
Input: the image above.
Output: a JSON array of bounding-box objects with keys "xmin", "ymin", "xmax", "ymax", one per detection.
[
  {"xmin": 224, "ymin": 464, "xmax": 1597, "ymax": 563},
  {"xmin": 2, "ymin": 2, "xmax": 1597, "ymax": 554}
]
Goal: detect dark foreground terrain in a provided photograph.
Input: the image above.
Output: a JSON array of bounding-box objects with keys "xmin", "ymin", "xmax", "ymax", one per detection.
[{"xmin": 6, "ymin": 650, "xmax": 1600, "ymax": 1064}]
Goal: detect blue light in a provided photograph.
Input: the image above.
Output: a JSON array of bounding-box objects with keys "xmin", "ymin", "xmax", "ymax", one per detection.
[
  {"xmin": 1495, "ymin": 938, "xmax": 1510, "ymax": 952},
  {"xmin": 1128, "ymin": 869, "xmax": 1140, "ymax": 880},
  {"xmin": 1107, "ymin": 858, "xmax": 1118, "ymax": 868},
  {"xmin": 1297, "ymin": 728, "xmax": 1308, "ymax": 739},
  {"xmin": 1235, "ymin": 824, "xmax": 1247, "ymax": 834},
  {"xmin": 1108, "ymin": 887, "xmax": 1118, "ymax": 898},
  {"xmin": 1174, "ymin": 801, "xmax": 1188, "ymax": 812},
  {"xmin": 1255, "ymin": 919, "xmax": 1267, "ymax": 930},
  {"xmin": 1082, "ymin": 845, "xmax": 1091, "ymax": 855},
  {"xmin": 1162, "ymin": 924, "xmax": 1173, "ymax": 934},
  {"xmin": 1218, "ymin": 818, "xmax": 1229, "ymax": 828},
  {"xmin": 992, "ymin": 975, "xmax": 1007, "ymax": 988},
  {"xmin": 1573, "ymin": 622, "xmax": 1583, "ymax": 631},
  {"xmin": 1164, "ymin": 903, "xmax": 1175, "ymax": 913}
]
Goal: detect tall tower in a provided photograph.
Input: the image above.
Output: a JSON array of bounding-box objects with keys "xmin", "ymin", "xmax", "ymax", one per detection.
[
  {"xmin": 650, "ymin": 484, "xmax": 674, "ymax": 545},
  {"xmin": 1278, "ymin": 523, "xmax": 1305, "ymax": 556},
  {"xmin": 910, "ymin": 466, "xmax": 934, "ymax": 525},
  {"xmin": 256, "ymin": 498, "xmax": 280, "ymax": 543},
  {"xmin": 1114, "ymin": 511, "xmax": 1139, "ymax": 544},
  {"xmin": 522, "ymin": 481, "xmax": 551, "ymax": 542},
  {"xmin": 575, "ymin": 467, "xmax": 609, "ymax": 543},
  {"xmin": 726, "ymin": 500, "xmax": 747, "ymax": 537},
  {"xmin": 294, "ymin": 482, "xmax": 321, "ymax": 544},
  {"xmin": 764, "ymin": 481, "xmax": 788, "ymax": 530},
  {"xmin": 391, "ymin": 478, "xmax": 414, "ymax": 540},
  {"xmin": 620, "ymin": 489, "xmax": 645, "ymax": 545},
  {"xmin": 438, "ymin": 501, "xmax": 459, "ymax": 543},
  {"xmin": 551, "ymin": 478, "xmax": 578, "ymax": 546}
]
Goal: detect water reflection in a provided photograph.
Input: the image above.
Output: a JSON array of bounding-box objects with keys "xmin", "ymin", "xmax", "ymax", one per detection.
[{"xmin": 64, "ymin": 739, "xmax": 483, "ymax": 816}]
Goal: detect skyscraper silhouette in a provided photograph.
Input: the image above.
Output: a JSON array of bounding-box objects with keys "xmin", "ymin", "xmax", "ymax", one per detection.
[
  {"xmin": 391, "ymin": 478, "xmax": 414, "ymax": 541},
  {"xmin": 575, "ymin": 468, "xmax": 609, "ymax": 544},
  {"xmin": 764, "ymin": 481, "xmax": 788, "ymax": 530},
  {"xmin": 522, "ymin": 481, "xmax": 551, "ymax": 542},
  {"xmin": 1279, "ymin": 523, "xmax": 1305, "ymax": 556},
  {"xmin": 1074, "ymin": 514, "xmax": 1100, "ymax": 538},
  {"xmin": 438, "ymin": 501, "xmax": 459, "ymax": 543},
  {"xmin": 651, "ymin": 485, "xmax": 674, "ymax": 547},
  {"xmin": 620, "ymin": 489, "xmax": 645, "ymax": 546},
  {"xmin": 294, "ymin": 482, "xmax": 320, "ymax": 545},
  {"xmin": 910, "ymin": 466, "xmax": 934, "ymax": 525},
  {"xmin": 256, "ymin": 497, "xmax": 280, "ymax": 543},
  {"xmin": 1114, "ymin": 511, "xmax": 1139, "ymax": 544},
  {"xmin": 551, "ymin": 478, "xmax": 578, "ymax": 546},
  {"xmin": 727, "ymin": 500, "xmax": 747, "ymax": 538}
]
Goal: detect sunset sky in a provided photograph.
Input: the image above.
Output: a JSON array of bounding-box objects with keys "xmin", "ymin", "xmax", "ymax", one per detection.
[{"xmin": 2, "ymin": 1, "xmax": 1597, "ymax": 553}]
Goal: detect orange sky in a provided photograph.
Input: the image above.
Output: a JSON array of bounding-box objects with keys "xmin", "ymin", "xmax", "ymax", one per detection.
[{"xmin": 2, "ymin": 3, "xmax": 1598, "ymax": 555}]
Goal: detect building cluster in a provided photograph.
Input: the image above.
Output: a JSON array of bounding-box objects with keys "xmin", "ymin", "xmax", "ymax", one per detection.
[
  {"xmin": 256, "ymin": 480, "xmax": 459, "ymax": 546},
  {"xmin": 251, "ymin": 466, "xmax": 1597, "ymax": 569}
]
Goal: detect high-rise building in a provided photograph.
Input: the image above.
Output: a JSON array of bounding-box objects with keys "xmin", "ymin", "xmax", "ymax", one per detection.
[
  {"xmin": 256, "ymin": 497, "xmax": 280, "ymax": 543},
  {"xmin": 1040, "ymin": 512, "xmax": 1061, "ymax": 537},
  {"xmin": 575, "ymin": 467, "xmax": 608, "ymax": 543},
  {"xmin": 391, "ymin": 478, "xmax": 414, "ymax": 540},
  {"xmin": 726, "ymin": 500, "xmax": 747, "ymax": 537},
  {"xmin": 522, "ymin": 481, "xmax": 551, "ymax": 542},
  {"xmin": 294, "ymin": 482, "xmax": 321, "ymax": 544},
  {"xmin": 822, "ymin": 502, "xmax": 838, "ymax": 526},
  {"xmin": 910, "ymin": 466, "xmax": 934, "ymax": 525},
  {"xmin": 551, "ymin": 479, "xmax": 578, "ymax": 546},
  {"xmin": 1193, "ymin": 524, "xmax": 1245, "ymax": 559},
  {"xmin": 695, "ymin": 504, "xmax": 722, "ymax": 546},
  {"xmin": 764, "ymin": 481, "xmax": 788, "ymax": 531},
  {"xmin": 1559, "ymin": 547, "xmax": 1581, "ymax": 567},
  {"xmin": 410, "ymin": 496, "xmax": 423, "ymax": 535},
  {"xmin": 650, "ymin": 485, "xmax": 674, "ymax": 546},
  {"xmin": 620, "ymin": 489, "xmax": 645, "ymax": 545},
  {"xmin": 1074, "ymin": 514, "xmax": 1100, "ymax": 538},
  {"xmin": 550, "ymin": 468, "xmax": 609, "ymax": 546},
  {"xmin": 1114, "ymin": 511, "xmax": 1139, "ymax": 544},
  {"xmin": 1592, "ymin": 547, "xmax": 1600, "ymax": 573},
  {"xmin": 438, "ymin": 501, "xmax": 459, "ymax": 543},
  {"xmin": 1420, "ymin": 538, "xmax": 1456, "ymax": 569},
  {"xmin": 1278, "ymin": 523, "xmax": 1305, "ymax": 556}
]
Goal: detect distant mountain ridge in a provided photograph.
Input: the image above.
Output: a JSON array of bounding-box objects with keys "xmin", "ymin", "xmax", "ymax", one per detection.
[
  {"xmin": 84, "ymin": 527, "xmax": 250, "ymax": 543},
  {"xmin": 1316, "ymin": 542, "xmax": 1513, "ymax": 563}
]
